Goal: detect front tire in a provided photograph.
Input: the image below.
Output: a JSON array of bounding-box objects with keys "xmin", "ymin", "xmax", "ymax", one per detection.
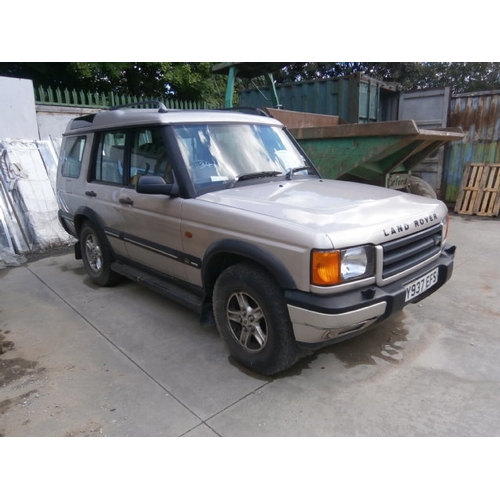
[
  {"xmin": 408, "ymin": 175, "xmax": 437, "ymax": 198},
  {"xmin": 213, "ymin": 262, "xmax": 298, "ymax": 376},
  {"xmin": 80, "ymin": 222, "xmax": 120, "ymax": 286}
]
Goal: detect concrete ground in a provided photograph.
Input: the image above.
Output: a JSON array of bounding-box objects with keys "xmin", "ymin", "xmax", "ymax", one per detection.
[{"xmin": 1, "ymin": 214, "xmax": 499, "ymax": 437}]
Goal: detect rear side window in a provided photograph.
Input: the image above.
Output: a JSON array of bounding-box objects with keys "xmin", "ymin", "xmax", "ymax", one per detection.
[
  {"xmin": 89, "ymin": 127, "xmax": 171, "ymax": 186},
  {"xmin": 93, "ymin": 130, "xmax": 126, "ymax": 184},
  {"xmin": 61, "ymin": 136, "xmax": 86, "ymax": 178}
]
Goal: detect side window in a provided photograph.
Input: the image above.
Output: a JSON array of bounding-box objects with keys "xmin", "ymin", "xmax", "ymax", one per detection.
[
  {"xmin": 93, "ymin": 130, "xmax": 126, "ymax": 184},
  {"xmin": 61, "ymin": 136, "xmax": 86, "ymax": 178},
  {"xmin": 129, "ymin": 127, "xmax": 172, "ymax": 187}
]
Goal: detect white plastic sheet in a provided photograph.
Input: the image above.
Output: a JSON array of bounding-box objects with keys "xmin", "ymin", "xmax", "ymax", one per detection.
[{"xmin": 0, "ymin": 138, "xmax": 73, "ymax": 267}]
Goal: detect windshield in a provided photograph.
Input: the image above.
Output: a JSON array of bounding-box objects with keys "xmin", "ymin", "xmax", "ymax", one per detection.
[{"xmin": 172, "ymin": 123, "xmax": 317, "ymax": 191}]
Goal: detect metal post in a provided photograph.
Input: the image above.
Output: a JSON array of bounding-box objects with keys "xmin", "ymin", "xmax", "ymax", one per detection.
[
  {"xmin": 225, "ymin": 66, "xmax": 237, "ymax": 108},
  {"xmin": 264, "ymin": 73, "xmax": 281, "ymax": 108}
]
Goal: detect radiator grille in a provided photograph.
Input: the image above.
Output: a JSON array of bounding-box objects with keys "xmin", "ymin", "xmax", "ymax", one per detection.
[{"xmin": 381, "ymin": 224, "xmax": 442, "ymax": 280}]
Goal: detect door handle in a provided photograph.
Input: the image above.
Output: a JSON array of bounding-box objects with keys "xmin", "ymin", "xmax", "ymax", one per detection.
[
  {"xmin": 119, "ymin": 197, "xmax": 134, "ymax": 206},
  {"xmin": 85, "ymin": 190, "xmax": 97, "ymax": 197}
]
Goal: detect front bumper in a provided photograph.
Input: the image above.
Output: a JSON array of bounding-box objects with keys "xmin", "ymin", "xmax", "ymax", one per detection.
[{"xmin": 286, "ymin": 244, "xmax": 455, "ymax": 346}]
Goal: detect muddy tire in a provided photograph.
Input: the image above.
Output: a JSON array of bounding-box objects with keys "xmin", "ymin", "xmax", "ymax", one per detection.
[
  {"xmin": 213, "ymin": 262, "xmax": 298, "ymax": 376},
  {"xmin": 408, "ymin": 175, "xmax": 437, "ymax": 198},
  {"xmin": 80, "ymin": 222, "xmax": 120, "ymax": 286}
]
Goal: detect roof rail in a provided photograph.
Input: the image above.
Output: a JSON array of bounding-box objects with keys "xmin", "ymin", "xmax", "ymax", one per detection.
[
  {"xmin": 109, "ymin": 100, "xmax": 168, "ymax": 113},
  {"xmin": 218, "ymin": 107, "xmax": 271, "ymax": 117}
]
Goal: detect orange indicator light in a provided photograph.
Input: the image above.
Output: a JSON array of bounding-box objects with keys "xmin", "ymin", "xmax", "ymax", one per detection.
[{"xmin": 311, "ymin": 251, "xmax": 341, "ymax": 286}]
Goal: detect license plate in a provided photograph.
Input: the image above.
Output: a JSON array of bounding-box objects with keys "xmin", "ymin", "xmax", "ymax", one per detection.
[{"xmin": 405, "ymin": 268, "xmax": 439, "ymax": 302}]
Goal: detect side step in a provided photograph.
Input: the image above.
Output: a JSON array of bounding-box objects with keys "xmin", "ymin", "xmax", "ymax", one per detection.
[{"xmin": 111, "ymin": 262, "xmax": 204, "ymax": 315}]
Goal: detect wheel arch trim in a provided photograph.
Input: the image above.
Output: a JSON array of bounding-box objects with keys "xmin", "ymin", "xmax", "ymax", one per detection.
[
  {"xmin": 73, "ymin": 206, "xmax": 108, "ymax": 236},
  {"xmin": 202, "ymin": 239, "xmax": 297, "ymax": 291}
]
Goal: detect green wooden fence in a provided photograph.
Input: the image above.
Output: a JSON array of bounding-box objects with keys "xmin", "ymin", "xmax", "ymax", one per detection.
[{"xmin": 35, "ymin": 85, "xmax": 214, "ymax": 110}]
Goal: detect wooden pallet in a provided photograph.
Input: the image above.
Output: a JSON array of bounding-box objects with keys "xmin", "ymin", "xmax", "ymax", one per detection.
[{"xmin": 455, "ymin": 163, "xmax": 500, "ymax": 216}]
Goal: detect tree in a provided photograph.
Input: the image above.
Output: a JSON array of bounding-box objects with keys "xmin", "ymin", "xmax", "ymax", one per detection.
[
  {"xmin": 2, "ymin": 62, "xmax": 500, "ymax": 102},
  {"xmin": 271, "ymin": 62, "xmax": 500, "ymax": 93},
  {"xmin": 0, "ymin": 62, "xmax": 226, "ymax": 105},
  {"xmin": 74, "ymin": 62, "xmax": 224, "ymax": 103},
  {"xmin": 412, "ymin": 62, "xmax": 500, "ymax": 93},
  {"xmin": 0, "ymin": 62, "xmax": 89, "ymax": 89}
]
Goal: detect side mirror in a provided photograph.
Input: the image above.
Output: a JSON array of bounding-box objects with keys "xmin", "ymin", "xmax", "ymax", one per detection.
[{"xmin": 136, "ymin": 175, "xmax": 179, "ymax": 197}]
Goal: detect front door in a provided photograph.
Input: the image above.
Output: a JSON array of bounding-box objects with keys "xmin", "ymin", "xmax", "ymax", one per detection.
[{"xmin": 115, "ymin": 127, "xmax": 187, "ymax": 280}]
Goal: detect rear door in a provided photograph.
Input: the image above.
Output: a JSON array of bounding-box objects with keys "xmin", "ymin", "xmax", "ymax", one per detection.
[{"xmin": 85, "ymin": 129, "xmax": 128, "ymax": 257}]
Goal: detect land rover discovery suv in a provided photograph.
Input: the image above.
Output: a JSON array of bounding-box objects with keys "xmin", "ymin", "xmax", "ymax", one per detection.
[{"xmin": 56, "ymin": 103, "xmax": 455, "ymax": 375}]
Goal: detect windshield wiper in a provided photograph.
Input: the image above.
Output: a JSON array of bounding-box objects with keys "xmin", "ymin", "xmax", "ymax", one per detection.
[{"xmin": 229, "ymin": 170, "xmax": 282, "ymax": 188}]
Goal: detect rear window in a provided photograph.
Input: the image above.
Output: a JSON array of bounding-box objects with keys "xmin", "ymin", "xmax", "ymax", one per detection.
[
  {"xmin": 61, "ymin": 136, "xmax": 86, "ymax": 178},
  {"xmin": 92, "ymin": 130, "xmax": 126, "ymax": 184}
]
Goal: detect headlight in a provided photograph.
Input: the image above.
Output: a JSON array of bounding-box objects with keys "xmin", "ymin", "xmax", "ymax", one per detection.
[{"xmin": 311, "ymin": 246, "xmax": 375, "ymax": 286}]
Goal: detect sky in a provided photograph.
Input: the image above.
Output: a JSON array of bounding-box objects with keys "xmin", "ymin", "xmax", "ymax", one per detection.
[{"xmin": 2, "ymin": 3, "xmax": 493, "ymax": 63}]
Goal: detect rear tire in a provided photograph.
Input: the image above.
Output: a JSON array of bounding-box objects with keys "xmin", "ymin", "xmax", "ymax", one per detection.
[
  {"xmin": 213, "ymin": 262, "xmax": 298, "ymax": 376},
  {"xmin": 80, "ymin": 222, "xmax": 120, "ymax": 286}
]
